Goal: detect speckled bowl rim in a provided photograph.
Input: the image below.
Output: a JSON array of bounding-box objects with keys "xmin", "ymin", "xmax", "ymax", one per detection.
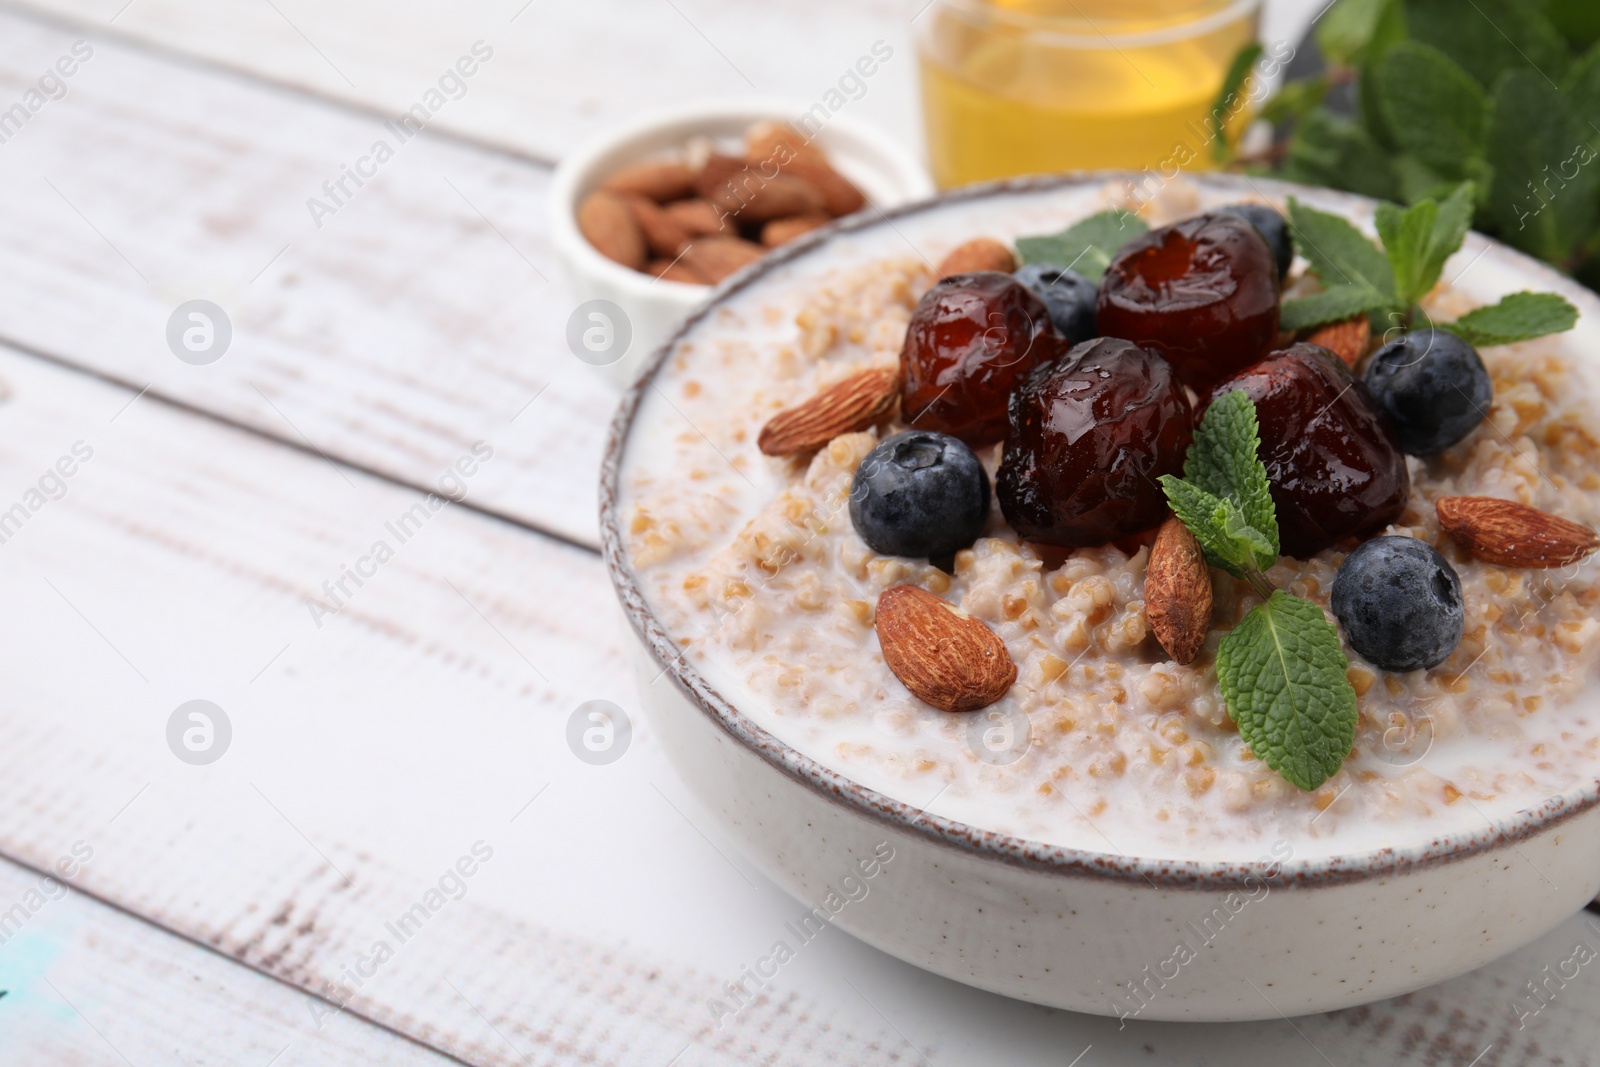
[{"xmin": 599, "ymin": 170, "xmax": 1600, "ymax": 890}]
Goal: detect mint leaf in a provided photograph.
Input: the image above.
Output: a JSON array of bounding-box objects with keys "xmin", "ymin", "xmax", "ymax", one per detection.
[
  {"xmin": 1260, "ymin": 75, "xmax": 1329, "ymax": 127},
  {"xmin": 1282, "ymin": 111, "xmax": 1401, "ymax": 204},
  {"xmin": 1184, "ymin": 390, "xmax": 1279, "ymax": 557},
  {"xmin": 1159, "ymin": 476, "xmax": 1277, "ymax": 578},
  {"xmin": 1209, "ymin": 42, "xmax": 1263, "ymax": 162},
  {"xmin": 1316, "ymin": 0, "xmax": 1403, "ymax": 67},
  {"xmin": 1375, "ymin": 199, "xmax": 1439, "ymax": 306},
  {"xmin": 1368, "ymin": 43, "xmax": 1489, "ymax": 177},
  {"xmin": 1550, "ymin": 0, "xmax": 1600, "ymax": 51},
  {"xmin": 1485, "ymin": 70, "xmax": 1600, "ymax": 263},
  {"xmin": 1376, "ymin": 182, "xmax": 1474, "ymax": 308},
  {"xmin": 1280, "ymin": 286, "xmax": 1390, "ymax": 331},
  {"xmin": 1563, "ymin": 41, "xmax": 1600, "ymax": 134},
  {"xmin": 1358, "ymin": 50, "xmax": 1399, "ymax": 153},
  {"xmin": 1217, "ymin": 591, "xmax": 1357, "ymax": 792},
  {"xmin": 1286, "ymin": 198, "xmax": 1398, "ymax": 307},
  {"xmin": 1392, "ymin": 154, "xmax": 1454, "ymax": 205},
  {"xmin": 1014, "ymin": 211, "xmax": 1148, "ymax": 281},
  {"xmin": 1405, "ymin": 0, "xmax": 1572, "ymax": 89},
  {"xmin": 1161, "ymin": 392, "xmax": 1279, "ymax": 576},
  {"xmin": 1445, "ymin": 292, "xmax": 1579, "ymax": 347}
]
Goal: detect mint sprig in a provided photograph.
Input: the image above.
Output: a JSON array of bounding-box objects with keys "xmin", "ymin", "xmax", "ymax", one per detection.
[
  {"xmin": 1159, "ymin": 391, "xmax": 1357, "ymax": 792},
  {"xmin": 1278, "ymin": 286, "xmax": 1390, "ymax": 333},
  {"xmin": 1014, "ymin": 211, "xmax": 1149, "ymax": 282},
  {"xmin": 1217, "ymin": 591, "xmax": 1359, "ymax": 792},
  {"xmin": 1282, "ymin": 197, "xmax": 1397, "ymax": 328},
  {"xmin": 1181, "ymin": 390, "xmax": 1279, "ymax": 553},
  {"xmin": 1283, "ymin": 193, "xmax": 1579, "ymax": 348},
  {"xmin": 1159, "ymin": 391, "xmax": 1279, "ymax": 584},
  {"xmin": 1375, "ymin": 181, "xmax": 1474, "ymax": 308},
  {"xmin": 1286, "ymin": 196, "xmax": 1398, "ymax": 299},
  {"xmin": 1448, "ymin": 291, "xmax": 1580, "ymax": 346},
  {"xmin": 1162, "ymin": 477, "xmax": 1278, "ymax": 580}
]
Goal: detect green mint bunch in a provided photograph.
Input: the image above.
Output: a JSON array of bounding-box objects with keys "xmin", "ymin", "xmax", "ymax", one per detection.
[
  {"xmin": 1281, "ymin": 188, "xmax": 1579, "ymax": 344},
  {"xmin": 1270, "ymin": 0, "xmax": 1600, "ymax": 282},
  {"xmin": 1159, "ymin": 392, "xmax": 1358, "ymax": 792}
]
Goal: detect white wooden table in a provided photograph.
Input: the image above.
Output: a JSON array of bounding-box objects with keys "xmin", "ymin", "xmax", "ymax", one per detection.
[{"xmin": 0, "ymin": 1, "xmax": 1595, "ymax": 1063}]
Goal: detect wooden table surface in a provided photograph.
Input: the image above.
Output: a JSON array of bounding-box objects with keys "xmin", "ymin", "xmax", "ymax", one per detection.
[{"xmin": 0, "ymin": 1, "xmax": 1596, "ymax": 1063}]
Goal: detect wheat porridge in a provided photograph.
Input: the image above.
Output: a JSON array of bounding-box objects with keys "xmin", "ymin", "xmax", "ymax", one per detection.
[{"xmin": 619, "ymin": 179, "xmax": 1600, "ymax": 862}]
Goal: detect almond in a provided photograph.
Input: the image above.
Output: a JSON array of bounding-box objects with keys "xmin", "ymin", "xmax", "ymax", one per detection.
[
  {"xmin": 694, "ymin": 154, "xmax": 749, "ymax": 198},
  {"xmin": 875, "ymin": 585, "xmax": 1017, "ymax": 713},
  {"xmin": 936, "ymin": 238, "xmax": 1017, "ymax": 278},
  {"xmin": 663, "ymin": 198, "xmax": 729, "ymax": 237},
  {"xmin": 744, "ymin": 119, "xmax": 828, "ymax": 169},
  {"xmin": 1144, "ymin": 515, "xmax": 1213, "ymax": 664},
  {"xmin": 647, "ymin": 258, "xmax": 707, "ymax": 285},
  {"xmin": 577, "ymin": 190, "xmax": 646, "ymax": 269},
  {"xmin": 758, "ymin": 366, "xmax": 898, "ymax": 456},
  {"xmin": 1306, "ymin": 315, "xmax": 1371, "ymax": 368},
  {"xmin": 761, "ymin": 213, "xmax": 832, "ymax": 248},
  {"xmin": 780, "ymin": 158, "xmax": 866, "ymax": 217},
  {"xmin": 624, "ymin": 195, "xmax": 691, "ymax": 258},
  {"xmin": 743, "ymin": 122, "xmax": 866, "ymax": 217},
  {"xmin": 738, "ymin": 173, "xmax": 828, "ymax": 223},
  {"xmin": 696, "ymin": 154, "xmax": 826, "ymax": 223},
  {"xmin": 1436, "ymin": 496, "xmax": 1600, "ymax": 568},
  {"xmin": 678, "ymin": 235, "xmax": 765, "ymax": 284},
  {"xmin": 601, "ymin": 158, "xmax": 697, "ymax": 203}
]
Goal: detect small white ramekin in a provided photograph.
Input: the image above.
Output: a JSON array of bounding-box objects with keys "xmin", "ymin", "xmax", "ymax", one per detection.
[{"xmin": 547, "ymin": 99, "xmax": 934, "ymax": 389}]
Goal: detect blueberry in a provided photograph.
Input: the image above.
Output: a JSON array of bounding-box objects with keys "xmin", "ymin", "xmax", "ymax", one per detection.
[
  {"xmin": 1331, "ymin": 537, "xmax": 1464, "ymax": 672},
  {"xmin": 1216, "ymin": 203, "xmax": 1292, "ymax": 281},
  {"xmin": 1013, "ymin": 262, "xmax": 1098, "ymax": 344},
  {"xmin": 849, "ymin": 430, "xmax": 989, "ymax": 558},
  {"xmin": 1363, "ymin": 328, "xmax": 1492, "ymax": 456}
]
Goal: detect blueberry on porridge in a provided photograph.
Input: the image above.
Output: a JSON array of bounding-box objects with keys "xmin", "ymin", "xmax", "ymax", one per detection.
[
  {"xmin": 1215, "ymin": 202, "xmax": 1292, "ymax": 281},
  {"xmin": 1012, "ymin": 262, "xmax": 1099, "ymax": 344},
  {"xmin": 848, "ymin": 430, "xmax": 990, "ymax": 559},
  {"xmin": 1363, "ymin": 327, "xmax": 1494, "ymax": 457},
  {"xmin": 1331, "ymin": 537, "xmax": 1465, "ymax": 673}
]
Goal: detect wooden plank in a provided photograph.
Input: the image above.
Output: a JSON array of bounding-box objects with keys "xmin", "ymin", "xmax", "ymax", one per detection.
[
  {"xmin": 0, "ymin": 342, "xmax": 938, "ymax": 1065},
  {"xmin": 0, "ymin": 855, "xmax": 462, "ymax": 1065},
  {"xmin": 4, "ymin": 0, "xmax": 921, "ymax": 166},
  {"xmin": 0, "ymin": 7, "xmax": 611, "ymax": 548},
  {"xmin": 0, "ymin": 340, "xmax": 1597, "ymax": 1064}
]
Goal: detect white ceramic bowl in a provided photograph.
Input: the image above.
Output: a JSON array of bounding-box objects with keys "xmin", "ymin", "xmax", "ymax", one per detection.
[
  {"xmin": 548, "ymin": 99, "xmax": 934, "ymax": 389},
  {"xmin": 600, "ymin": 173, "xmax": 1600, "ymax": 1021}
]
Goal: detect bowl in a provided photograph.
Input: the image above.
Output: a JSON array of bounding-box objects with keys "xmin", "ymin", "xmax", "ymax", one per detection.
[
  {"xmin": 599, "ymin": 172, "xmax": 1600, "ymax": 1021},
  {"xmin": 548, "ymin": 98, "xmax": 935, "ymax": 389}
]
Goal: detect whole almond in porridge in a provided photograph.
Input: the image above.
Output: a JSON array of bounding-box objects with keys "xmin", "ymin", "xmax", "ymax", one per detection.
[{"xmin": 620, "ymin": 180, "xmax": 1600, "ymax": 861}]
